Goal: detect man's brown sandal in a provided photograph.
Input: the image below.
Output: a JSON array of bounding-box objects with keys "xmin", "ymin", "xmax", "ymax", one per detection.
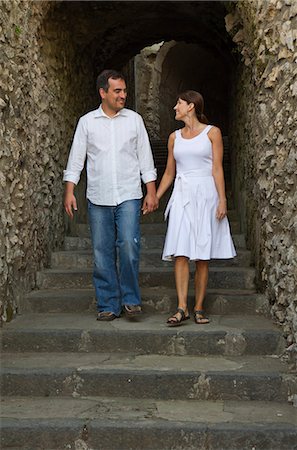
[
  {"xmin": 124, "ymin": 304, "xmax": 142, "ymax": 318},
  {"xmin": 97, "ymin": 311, "xmax": 117, "ymax": 321},
  {"xmin": 167, "ymin": 308, "xmax": 190, "ymax": 327},
  {"xmin": 194, "ymin": 310, "xmax": 210, "ymax": 324}
]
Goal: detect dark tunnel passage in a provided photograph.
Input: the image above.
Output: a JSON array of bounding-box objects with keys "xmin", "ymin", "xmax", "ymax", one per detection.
[
  {"xmin": 44, "ymin": 1, "xmax": 235, "ymax": 126},
  {"xmin": 42, "ymin": 1, "xmax": 237, "ymax": 223}
]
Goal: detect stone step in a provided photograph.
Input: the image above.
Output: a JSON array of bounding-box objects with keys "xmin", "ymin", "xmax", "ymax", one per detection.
[
  {"xmin": 1, "ymin": 313, "xmax": 284, "ymax": 356},
  {"xmin": 24, "ymin": 288, "xmax": 264, "ymax": 315},
  {"xmin": 140, "ymin": 207, "xmax": 236, "ymax": 224},
  {"xmin": 1, "ymin": 398, "xmax": 296, "ymax": 449},
  {"xmin": 51, "ymin": 249, "xmax": 252, "ymax": 269},
  {"xmin": 1, "ymin": 352, "xmax": 292, "ymax": 402},
  {"xmin": 64, "ymin": 232, "xmax": 246, "ymax": 250},
  {"xmin": 77, "ymin": 219, "xmax": 241, "ymax": 236},
  {"xmin": 36, "ymin": 267, "xmax": 255, "ymax": 290}
]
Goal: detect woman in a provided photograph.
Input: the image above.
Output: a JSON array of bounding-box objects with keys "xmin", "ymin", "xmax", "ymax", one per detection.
[{"xmin": 156, "ymin": 90, "xmax": 236, "ymax": 326}]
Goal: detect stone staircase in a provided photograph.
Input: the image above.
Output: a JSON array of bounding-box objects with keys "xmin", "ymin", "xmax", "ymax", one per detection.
[{"xmin": 1, "ymin": 202, "xmax": 297, "ymax": 449}]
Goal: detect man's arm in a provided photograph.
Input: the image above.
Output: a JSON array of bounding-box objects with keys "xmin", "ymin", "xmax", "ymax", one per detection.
[
  {"xmin": 63, "ymin": 117, "xmax": 87, "ymax": 219},
  {"xmin": 64, "ymin": 182, "xmax": 77, "ymax": 219},
  {"xmin": 136, "ymin": 115, "xmax": 159, "ymax": 214}
]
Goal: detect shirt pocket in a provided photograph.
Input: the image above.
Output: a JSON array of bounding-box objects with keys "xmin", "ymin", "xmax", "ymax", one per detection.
[
  {"xmin": 87, "ymin": 125, "xmax": 111, "ymax": 153},
  {"xmin": 116, "ymin": 121, "xmax": 137, "ymax": 155}
]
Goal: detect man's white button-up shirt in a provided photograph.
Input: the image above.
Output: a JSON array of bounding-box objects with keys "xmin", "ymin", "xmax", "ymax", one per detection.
[{"xmin": 63, "ymin": 106, "xmax": 157, "ymax": 206}]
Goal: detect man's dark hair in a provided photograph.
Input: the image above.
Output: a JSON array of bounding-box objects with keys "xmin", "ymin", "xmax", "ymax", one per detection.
[{"xmin": 96, "ymin": 69, "xmax": 126, "ymax": 97}]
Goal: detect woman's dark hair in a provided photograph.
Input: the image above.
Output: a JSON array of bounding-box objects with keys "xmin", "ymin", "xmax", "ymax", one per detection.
[
  {"xmin": 96, "ymin": 69, "xmax": 126, "ymax": 97},
  {"xmin": 178, "ymin": 90, "xmax": 209, "ymax": 124}
]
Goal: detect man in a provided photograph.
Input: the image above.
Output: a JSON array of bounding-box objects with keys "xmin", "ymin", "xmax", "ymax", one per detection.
[{"xmin": 63, "ymin": 69, "xmax": 158, "ymax": 321}]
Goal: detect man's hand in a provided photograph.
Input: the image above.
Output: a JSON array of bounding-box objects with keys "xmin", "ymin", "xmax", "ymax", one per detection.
[
  {"xmin": 64, "ymin": 182, "xmax": 77, "ymax": 219},
  {"xmin": 142, "ymin": 193, "xmax": 159, "ymax": 215}
]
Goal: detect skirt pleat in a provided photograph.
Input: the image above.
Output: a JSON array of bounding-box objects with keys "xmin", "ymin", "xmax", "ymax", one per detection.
[{"xmin": 162, "ymin": 176, "xmax": 236, "ymax": 261}]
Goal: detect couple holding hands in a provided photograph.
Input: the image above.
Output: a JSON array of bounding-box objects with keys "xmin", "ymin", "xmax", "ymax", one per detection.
[{"xmin": 63, "ymin": 70, "xmax": 236, "ymax": 327}]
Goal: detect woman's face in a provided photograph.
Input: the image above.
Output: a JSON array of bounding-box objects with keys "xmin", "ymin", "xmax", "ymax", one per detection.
[{"xmin": 174, "ymin": 98, "xmax": 190, "ymax": 121}]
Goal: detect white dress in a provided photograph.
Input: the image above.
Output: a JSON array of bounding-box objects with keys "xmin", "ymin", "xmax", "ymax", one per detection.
[{"xmin": 162, "ymin": 126, "xmax": 236, "ymax": 261}]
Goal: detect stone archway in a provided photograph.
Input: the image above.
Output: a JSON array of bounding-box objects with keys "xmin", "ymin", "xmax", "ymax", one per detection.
[
  {"xmin": 133, "ymin": 38, "xmax": 233, "ymax": 186},
  {"xmin": 1, "ymin": 0, "xmax": 296, "ymax": 357},
  {"xmin": 158, "ymin": 41, "xmax": 232, "ymax": 139},
  {"xmin": 134, "ymin": 39, "xmax": 232, "ymax": 139}
]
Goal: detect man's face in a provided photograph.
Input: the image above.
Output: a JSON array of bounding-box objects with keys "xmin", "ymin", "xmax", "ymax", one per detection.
[{"xmin": 100, "ymin": 78, "xmax": 127, "ymax": 113}]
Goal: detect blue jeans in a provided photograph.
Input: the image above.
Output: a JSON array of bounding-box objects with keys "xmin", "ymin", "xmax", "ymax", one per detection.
[{"xmin": 87, "ymin": 199, "xmax": 141, "ymax": 316}]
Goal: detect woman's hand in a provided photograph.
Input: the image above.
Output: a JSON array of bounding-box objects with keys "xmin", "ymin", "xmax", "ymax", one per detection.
[
  {"xmin": 216, "ymin": 199, "xmax": 227, "ymax": 221},
  {"xmin": 142, "ymin": 193, "xmax": 159, "ymax": 215}
]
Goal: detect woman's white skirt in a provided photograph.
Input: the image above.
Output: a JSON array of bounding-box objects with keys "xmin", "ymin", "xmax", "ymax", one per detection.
[{"xmin": 162, "ymin": 172, "xmax": 237, "ymax": 261}]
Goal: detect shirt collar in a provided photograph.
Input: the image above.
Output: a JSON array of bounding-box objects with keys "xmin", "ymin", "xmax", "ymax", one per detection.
[{"xmin": 94, "ymin": 105, "xmax": 128, "ymax": 118}]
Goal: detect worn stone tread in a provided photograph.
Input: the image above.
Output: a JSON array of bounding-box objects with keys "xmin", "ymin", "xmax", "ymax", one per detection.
[
  {"xmin": 1, "ymin": 351, "xmax": 293, "ymax": 401},
  {"xmin": 1, "ymin": 351, "xmax": 289, "ymax": 372},
  {"xmin": 51, "ymin": 248, "xmax": 252, "ymax": 268},
  {"xmin": 52, "ymin": 248, "xmax": 251, "ymax": 256},
  {"xmin": 1, "ymin": 313, "xmax": 284, "ymax": 355},
  {"xmin": 23, "ymin": 287, "xmax": 264, "ymax": 315},
  {"xmin": 37, "ymin": 266, "xmax": 255, "ymax": 275},
  {"xmin": 2, "ymin": 416, "xmax": 296, "ymax": 450},
  {"xmin": 1, "ymin": 397, "xmax": 296, "ymax": 424},
  {"xmin": 26, "ymin": 286, "xmax": 258, "ymax": 299},
  {"xmin": 1, "ymin": 312, "xmax": 279, "ymax": 331},
  {"xmin": 54, "ymin": 248, "xmax": 250, "ymax": 255},
  {"xmin": 64, "ymin": 232, "xmax": 247, "ymax": 250},
  {"xmin": 36, "ymin": 266, "xmax": 256, "ymax": 290},
  {"xmin": 77, "ymin": 217, "xmax": 241, "ymax": 235}
]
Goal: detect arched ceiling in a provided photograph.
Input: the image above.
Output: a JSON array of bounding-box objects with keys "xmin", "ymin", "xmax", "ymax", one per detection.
[{"xmin": 45, "ymin": 1, "xmax": 235, "ymax": 71}]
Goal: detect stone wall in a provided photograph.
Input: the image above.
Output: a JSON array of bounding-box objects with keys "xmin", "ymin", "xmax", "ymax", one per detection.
[
  {"xmin": 227, "ymin": 0, "xmax": 297, "ymax": 361},
  {"xmin": 135, "ymin": 42, "xmax": 165, "ymax": 139},
  {"xmin": 0, "ymin": 0, "xmax": 95, "ymax": 320},
  {"xmin": 1, "ymin": 0, "xmax": 296, "ymax": 364}
]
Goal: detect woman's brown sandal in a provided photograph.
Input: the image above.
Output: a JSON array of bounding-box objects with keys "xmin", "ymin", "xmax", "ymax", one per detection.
[
  {"xmin": 167, "ymin": 308, "xmax": 190, "ymax": 327},
  {"xmin": 194, "ymin": 310, "xmax": 210, "ymax": 324}
]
